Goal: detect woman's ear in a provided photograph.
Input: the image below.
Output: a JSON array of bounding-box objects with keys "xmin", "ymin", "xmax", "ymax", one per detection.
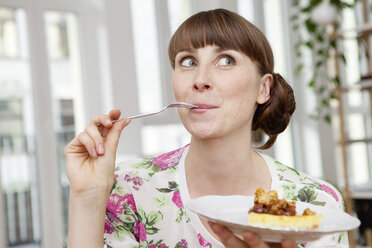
[{"xmin": 256, "ymin": 74, "xmax": 273, "ymax": 104}]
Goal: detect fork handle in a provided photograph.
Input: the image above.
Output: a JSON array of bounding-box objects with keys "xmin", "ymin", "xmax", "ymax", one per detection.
[{"xmin": 127, "ymin": 111, "xmax": 161, "ymax": 119}]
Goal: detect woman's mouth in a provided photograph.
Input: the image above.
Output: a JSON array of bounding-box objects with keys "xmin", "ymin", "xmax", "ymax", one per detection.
[{"xmin": 191, "ymin": 104, "xmax": 218, "ymax": 113}]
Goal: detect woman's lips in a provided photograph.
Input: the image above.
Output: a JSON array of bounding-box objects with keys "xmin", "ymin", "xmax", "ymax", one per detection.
[{"xmin": 191, "ymin": 104, "xmax": 218, "ymax": 113}]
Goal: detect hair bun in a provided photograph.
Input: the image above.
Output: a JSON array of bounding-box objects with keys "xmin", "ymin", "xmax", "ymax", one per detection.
[{"xmin": 253, "ymin": 73, "xmax": 296, "ymax": 149}]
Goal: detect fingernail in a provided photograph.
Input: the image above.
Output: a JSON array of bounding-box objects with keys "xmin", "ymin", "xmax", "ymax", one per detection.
[
  {"xmin": 105, "ymin": 119, "xmax": 112, "ymax": 125},
  {"xmin": 243, "ymin": 232, "xmax": 254, "ymax": 241},
  {"xmin": 210, "ymin": 223, "xmax": 223, "ymax": 234},
  {"xmin": 98, "ymin": 144, "xmax": 104, "ymax": 154},
  {"xmin": 91, "ymin": 148, "xmax": 98, "ymax": 157}
]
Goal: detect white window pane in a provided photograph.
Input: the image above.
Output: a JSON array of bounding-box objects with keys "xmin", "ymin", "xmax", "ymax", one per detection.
[
  {"xmin": 350, "ymin": 143, "xmax": 369, "ymax": 185},
  {"xmin": 167, "ymin": 0, "xmax": 191, "ymax": 34},
  {"xmin": 131, "ymin": 0, "xmax": 162, "ymax": 113},
  {"xmin": 44, "ymin": 11, "xmax": 84, "ymax": 238},
  {"xmin": 0, "ymin": 7, "xmax": 41, "ymax": 247},
  {"xmin": 237, "ymin": 0, "xmax": 255, "ymax": 24}
]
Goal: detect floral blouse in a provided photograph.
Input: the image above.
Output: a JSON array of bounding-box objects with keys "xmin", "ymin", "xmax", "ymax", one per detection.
[{"xmin": 103, "ymin": 145, "xmax": 348, "ymax": 248}]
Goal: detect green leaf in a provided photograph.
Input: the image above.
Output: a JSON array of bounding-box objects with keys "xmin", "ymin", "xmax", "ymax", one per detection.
[
  {"xmin": 324, "ymin": 115, "xmax": 332, "ymax": 124},
  {"xmin": 317, "ymin": 86, "xmax": 325, "ymax": 94},
  {"xmin": 145, "ymin": 226, "xmax": 159, "ymax": 235},
  {"xmin": 119, "ymin": 214, "xmax": 136, "ymax": 223},
  {"xmin": 131, "ymin": 158, "xmax": 153, "ymax": 169},
  {"xmin": 330, "ymin": 92, "xmax": 337, "ymax": 99},
  {"xmin": 175, "ymin": 208, "xmax": 183, "ymax": 223},
  {"xmin": 139, "ymin": 242, "xmax": 147, "ymax": 248},
  {"xmin": 153, "ymin": 195, "xmax": 170, "ymax": 208},
  {"xmin": 124, "ymin": 203, "xmax": 135, "ymax": 216},
  {"xmin": 339, "ymin": 53, "xmax": 347, "ymax": 64},
  {"xmin": 332, "ymin": 76, "xmax": 340, "ymax": 85},
  {"xmin": 308, "ymin": 80, "xmax": 315, "ymax": 88},
  {"xmin": 315, "ymin": 61, "xmax": 323, "ymax": 68},
  {"xmin": 338, "ymin": 231, "xmax": 346, "ymax": 243},
  {"xmin": 317, "ymin": 49, "xmax": 325, "ymax": 56},
  {"xmin": 168, "ymin": 181, "xmax": 178, "ymax": 189},
  {"xmin": 330, "ymin": 40, "xmax": 336, "ymax": 48},
  {"xmin": 310, "ymin": 201, "xmax": 326, "ymax": 206},
  {"xmin": 316, "ymin": 33, "xmax": 324, "ymax": 42},
  {"xmin": 322, "ymin": 99, "xmax": 329, "ymax": 106},
  {"xmin": 113, "ymin": 186, "xmax": 126, "ymax": 196},
  {"xmin": 114, "ymin": 225, "xmax": 132, "ymax": 241},
  {"xmin": 295, "ymin": 64, "xmax": 304, "ymax": 74},
  {"xmin": 146, "ymin": 211, "xmax": 163, "ymax": 226},
  {"xmin": 297, "ymin": 186, "xmax": 317, "ymax": 203},
  {"xmin": 305, "ymin": 41, "xmax": 313, "ymax": 49},
  {"xmin": 156, "ymin": 188, "xmax": 173, "ymax": 193},
  {"xmin": 148, "ymin": 164, "xmax": 160, "ymax": 177},
  {"xmin": 137, "ymin": 207, "xmax": 146, "ymax": 223},
  {"xmin": 305, "ymin": 19, "xmax": 317, "ymax": 33}
]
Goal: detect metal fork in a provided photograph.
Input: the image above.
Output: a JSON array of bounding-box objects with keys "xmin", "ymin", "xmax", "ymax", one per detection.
[{"xmin": 111, "ymin": 102, "xmax": 198, "ymax": 122}]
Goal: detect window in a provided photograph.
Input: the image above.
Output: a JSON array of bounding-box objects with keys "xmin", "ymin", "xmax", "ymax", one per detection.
[
  {"xmin": 0, "ymin": 6, "xmax": 41, "ymax": 247},
  {"xmin": 44, "ymin": 10, "xmax": 84, "ymax": 236}
]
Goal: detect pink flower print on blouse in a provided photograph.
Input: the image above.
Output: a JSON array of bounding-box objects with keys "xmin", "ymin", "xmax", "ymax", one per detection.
[
  {"xmin": 133, "ymin": 221, "xmax": 147, "ymax": 242},
  {"xmin": 104, "ymin": 215, "xmax": 115, "ymax": 234},
  {"xmin": 320, "ymin": 184, "xmax": 339, "ymax": 202},
  {"xmin": 124, "ymin": 174, "xmax": 144, "ymax": 191},
  {"xmin": 106, "ymin": 193, "xmax": 126, "ymax": 216},
  {"xmin": 172, "ymin": 191, "xmax": 184, "ymax": 208},
  {"xmin": 152, "ymin": 146, "xmax": 186, "ymax": 171},
  {"xmin": 197, "ymin": 233, "xmax": 211, "ymax": 247},
  {"xmin": 123, "ymin": 193, "xmax": 137, "ymax": 213},
  {"xmin": 176, "ymin": 239, "xmax": 188, "ymax": 248}
]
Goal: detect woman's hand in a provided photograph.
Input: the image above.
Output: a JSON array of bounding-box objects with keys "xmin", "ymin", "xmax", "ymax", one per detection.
[
  {"xmin": 209, "ymin": 222, "xmax": 297, "ymax": 248},
  {"xmin": 66, "ymin": 109, "xmax": 130, "ymax": 247},
  {"xmin": 65, "ymin": 109, "xmax": 131, "ymax": 196}
]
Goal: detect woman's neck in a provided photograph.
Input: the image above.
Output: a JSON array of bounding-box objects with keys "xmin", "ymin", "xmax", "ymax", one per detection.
[{"xmin": 185, "ymin": 130, "xmax": 272, "ymax": 198}]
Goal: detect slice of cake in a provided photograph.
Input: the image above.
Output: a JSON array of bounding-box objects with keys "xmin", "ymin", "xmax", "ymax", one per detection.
[{"xmin": 248, "ymin": 188, "xmax": 322, "ymax": 229}]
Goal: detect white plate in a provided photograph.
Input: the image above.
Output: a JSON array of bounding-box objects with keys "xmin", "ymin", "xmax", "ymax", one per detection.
[{"xmin": 186, "ymin": 195, "xmax": 361, "ymax": 242}]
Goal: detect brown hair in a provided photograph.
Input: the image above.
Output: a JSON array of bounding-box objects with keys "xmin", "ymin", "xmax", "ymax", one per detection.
[{"xmin": 168, "ymin": 9, "xmax": 296, "ymax": 149}]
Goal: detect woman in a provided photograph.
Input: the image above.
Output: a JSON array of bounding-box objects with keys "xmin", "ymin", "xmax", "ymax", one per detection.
[{"xmin": 65, "ymin": 9, "xmax": 347, "ymax": 248}]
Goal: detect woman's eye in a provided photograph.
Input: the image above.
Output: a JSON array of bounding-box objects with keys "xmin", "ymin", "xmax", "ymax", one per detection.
[
  {"xmin": 217, "ymin": 56, "xmax": 234, "ymax": 66},
  {"xmin": 181, "ymin": 57, "xmax": 197, "ymax": 67}
]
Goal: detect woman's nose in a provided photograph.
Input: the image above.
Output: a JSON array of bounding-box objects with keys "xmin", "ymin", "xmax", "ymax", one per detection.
[
  {"xmin": 193, "ymin": 81, "xmax": 211, "ymax": 91},
  {"xmin": 193, "ymin": 67, "xmax": 212, "ymax": 91}
]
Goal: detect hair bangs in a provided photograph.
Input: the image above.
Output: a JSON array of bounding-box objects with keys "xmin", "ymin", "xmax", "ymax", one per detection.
[{"xmin": 169, "ymin": 9, "xmax": 258, "ymax": 69}]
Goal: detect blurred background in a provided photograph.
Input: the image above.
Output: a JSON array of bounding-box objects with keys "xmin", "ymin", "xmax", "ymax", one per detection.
[{"xmin": 0, "ymin": 0, "xmax": 371, "ymax": 247}]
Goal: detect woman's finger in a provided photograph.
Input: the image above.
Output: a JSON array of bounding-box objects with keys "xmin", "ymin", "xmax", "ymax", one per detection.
[
  {"xmin": 101, "ymin": 109, "xmax": 122, "ymax": 137},
  {"xmin": 209, "ymin": 222, "xmax": 248, "ymax": 248},
  {"xmin": 281, "ymin": 239, "xmax": 298, "ymax": 248},
  {"xmin": 77, "ymin": 132, "xmax": 98, "ymax": 158},
  {"xmin": 104, "ymin": 118, "xmax": 131, "ymax": 157},
  {"xmin": 242, "ymin": 232, "xmax": 269, "ymax": 248},
  {"xmin": 85, "ymin": 124, "xmax": 105, "ymax": 155},
  {"xmin": 90, "ymin": 114, "xmax": 114, "ymax": 128}
]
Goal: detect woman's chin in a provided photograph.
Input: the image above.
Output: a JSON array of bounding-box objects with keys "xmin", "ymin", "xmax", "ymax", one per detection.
[{"xmin": 187, "ymin": 126, "xmax": 219, "ymax": 140}]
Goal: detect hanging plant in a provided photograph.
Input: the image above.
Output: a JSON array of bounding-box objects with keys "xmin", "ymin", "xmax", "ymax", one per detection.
[{"xmin": 291, "ymin": 0, "xmax": 359, "ymax": 123}]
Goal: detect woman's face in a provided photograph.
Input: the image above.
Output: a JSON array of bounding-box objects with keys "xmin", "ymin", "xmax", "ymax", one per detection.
[{"xmin": 172, "ymin": 45, "xmax": 271, "ymax": 140}]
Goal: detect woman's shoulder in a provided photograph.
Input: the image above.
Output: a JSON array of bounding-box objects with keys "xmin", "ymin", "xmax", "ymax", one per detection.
[{"xmin": 262, "ymin": 153, "xmax": 344, "ymax": 211}]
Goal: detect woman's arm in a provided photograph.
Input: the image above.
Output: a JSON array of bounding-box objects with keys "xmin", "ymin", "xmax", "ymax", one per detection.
[{"xmin": 65, "ymin": 109, "xmax": 131, "ymax": 247}]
